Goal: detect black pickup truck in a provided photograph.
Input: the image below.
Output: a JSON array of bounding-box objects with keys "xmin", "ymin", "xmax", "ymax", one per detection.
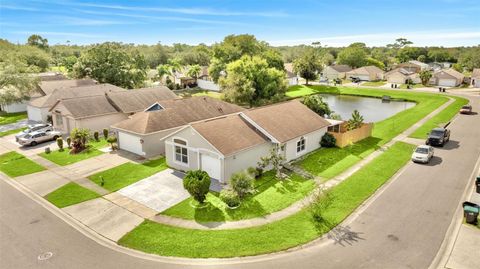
[{"xmin": 426, "ymin": 127, "xmax": 450, "ymax": 147}]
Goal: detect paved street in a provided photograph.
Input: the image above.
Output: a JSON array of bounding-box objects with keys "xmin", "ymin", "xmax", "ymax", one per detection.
[{"xmin": 1, "ymin": 93, "xmax": 479, "ymax": 269}]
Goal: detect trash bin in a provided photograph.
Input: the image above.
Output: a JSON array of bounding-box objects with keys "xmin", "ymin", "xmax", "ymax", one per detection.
[
  {"xmin": 476, "ymin": 176, "xmax": 480, "ymax": 194},
  {"xmin": 462, "ymin": 201, "xmax": 479, "ymax": 224}
]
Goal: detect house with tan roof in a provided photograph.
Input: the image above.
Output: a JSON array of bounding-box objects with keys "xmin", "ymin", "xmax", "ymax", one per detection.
[
  {"xmin": 162, "ymin": 100, "xmax": 331, "ymax": 182},
  {"xmin": 49, "ymin": 86, "xmax": 178, "ymax": 134},
  {"xmin": 385, "ymin": 68, "xmax": 421, "ymax": 84},
  {"xmin": 323, "ymin": 65, "xmax": 353, "ymax": 80},
  {"xmin": 111, "ymin": 96, "xmax": 245, "ymax": 157},
  {"xmin": 346, "ymin": 66, "xmax": 385, "ymax": 81},
  {"xmin": 471, "ymin": 69, "xmax": 480, "ymax": 88},
  {"xmin": 430, "ymin": 68, "xmax": 465, "ymax": 87}
]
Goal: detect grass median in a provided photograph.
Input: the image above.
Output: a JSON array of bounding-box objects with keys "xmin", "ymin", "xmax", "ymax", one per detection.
[
  {"xmin": 45, "ymin": 182, "xmax": 101, "ymax": 208},
  {"xmin": 39, "ymin": 139, "xmax": 108, "ymax": 166},
  {"xmin": 119, "ymin": 142, "xmax": 414, "ymax": 258},
  {"xmin": 0, "ymin": 151, "xmax": 45, "ymax": 177}
]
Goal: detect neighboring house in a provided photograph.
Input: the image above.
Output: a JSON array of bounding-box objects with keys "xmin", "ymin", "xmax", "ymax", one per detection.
[
  {"xmin": 323, "ymin": 65, "xmax": 353, "ymax": 80},
  {"xmin": 346, "ymin": 66, "xmax": 385, "ymax": 81},
  {"xmin": 471, "ymin": 69, "xmax": 480, "ymax": 88},
  {"xmin": 50, "ymin": 86, "xmax": 178, "ymax": 134},
  {"xmin": 284, "ymin": 63, "xmax": 298, "ymax": 85},
  {"xmin": 27, "ymin": 82, "xmax": 119, "ymax": 123},
  {"xmin": 430, "ymin": 68, "xmax": 465, "ymax": 87},
  {"xmin": 163, "ymin": 100, "xmax": 331, "ymax": 183},
  {"xmin": 384, "ymin": 68, "xmax": 421, "ymax": 84},
  {"xmin": 395, "ymin": 62, "xmax": 422, "ymax": 73},
  {"xmin": 197, "ymin": 66, "xmax": 220, "ymax": 91},
  {"xmin": 111, "ymin": 96, "xmax": 244, "ymax": 157},
  {"xmin": 408, "ymin": 60, "xmax": 430, "ymax": 71},
  {"xmin": 0, "ymin": 72, "xmax": 69, "ymax": 114}
]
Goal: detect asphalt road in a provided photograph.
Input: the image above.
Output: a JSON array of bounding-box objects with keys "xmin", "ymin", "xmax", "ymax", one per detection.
[{"xmin": 1, "ymin": 94, "xmax": 479, "ymax": 269}]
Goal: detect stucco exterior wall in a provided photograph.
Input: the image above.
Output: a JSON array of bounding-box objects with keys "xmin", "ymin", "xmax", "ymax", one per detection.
[
  {"xmin": 283, "ymin": 128, "xmax": 326, "ymax": 162},
  {"xmin": 223, "ymin": 142, "xmax": 272, "ymax": 182},
  {"xmin": 140, "ymin": 127, "xmax": 183, "ymax": 157}
]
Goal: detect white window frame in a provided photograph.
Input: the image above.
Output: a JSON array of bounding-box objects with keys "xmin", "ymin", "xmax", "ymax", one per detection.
[
  {"xmin": 296, "ymin": 136, "xmax": 306, "ymax": 155},
  {"xmin": 172, "ymin": 138, "xmax": 189, "ymax": 167}
]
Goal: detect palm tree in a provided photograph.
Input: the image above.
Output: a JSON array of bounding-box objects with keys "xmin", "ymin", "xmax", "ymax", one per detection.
[
  {"xmin": 346, "ymin": 110, "xmax": 364, "ymax": 130},
  {"xmin": 156, "ymin": 64, "xmax": 172, "ymax": 84},
  {"xmin": 419, "ymin": 70, "xmax": 432, "ymax": 86},
  {"xmin": 187, "ymin": 64, "xmax": 201, "ymax": 83}
]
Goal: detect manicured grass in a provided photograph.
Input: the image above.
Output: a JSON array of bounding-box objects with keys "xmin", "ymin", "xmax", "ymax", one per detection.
[
  {"xmin": 161, "ymin": 171, "xmax": 315, "ymax": 222},
  {"xmin": 192, "ymin": 91, "xmax": 222, "ymax": 99},
  {"xmin": 0, "ymin": 127, "xmax": 26, "ymax": 137},
  {"xmin": 44, "ymin": 182, "xmax": 100, "ymax": 208},
  {"xmin": 119, "ymin": 142, "xmax": 414, "ymax": 258},
  {"xmin": 88, "ymin": 157, "xmax": 167, "ymax": 192},
  {"xmin": 0, "ymin": 112, "xmax": 27, "ymax": 125},
  {"xmin": 290, "ymin": 85, "xmax": 447, "ymax": 178},
  {"xmin": 39, "ymin": 139, "xmax": 108, "ymax": 166},
  {"xmin": 409, "ymin": 96, "xmax": 469, "ymax": 139},
  {"xmin": 362, "ymin": 81, "xmax": 386, "ymax": 87},
  {"xmin": 0, "ymin": 151, "xmax": 45, "ymax": 177}
]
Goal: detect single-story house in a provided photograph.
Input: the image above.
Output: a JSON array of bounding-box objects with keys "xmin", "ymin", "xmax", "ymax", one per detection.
[
  {"xmin": 50, "ymin": 86, "xmax": 178, "ymax": 134},
  {"xmin": 197, "ymin": 66, "xmax": 220, "ymax": 91},
  {"xmin": 385, "ymin": 68, "xmax": 421, "ymax": 84},
  {"xmin": 408, "ymin": 60, "xmax": 430, "ymax": 71},
  {"xmin": 430, "ymin": 68, "xmax": 465, "ymax": 87},
  {"xmin": 111, "ymin": 96, "xmax": 245, "ymax": 157},
  {"xmin": 471, "ymin": 69, "xmax": 480, "ymax": 88},
  {"xmin": 395, "ymin": 62, "xmax": 422, "ymax": 73},
  {"xmin": 163, "ymin": 100, "xmax": 331, "ymax": 183},
  {"xmin": 27, "ymin": 79, "xmax": 98, "ymax": 122},
  {"xmin": 284, "ymin": 63, "xmax": 298, "ymax": 85},
  {"xmin": 346, "ymin": 66, "xmax": 385, "ymax": 81},
  {"xmin": 323, "ymin": 65, "xmax": 353, "ymax": 80}
]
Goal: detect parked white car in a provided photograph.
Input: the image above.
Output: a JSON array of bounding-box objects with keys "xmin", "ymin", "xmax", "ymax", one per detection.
[
  {"xmin": 15, "ymin": 123, "xmax": 53, "ymax": 142},
  {"xmin": 18, "ymin": 130, "xmax": 62, "ymax": 147},
  {"xmin": 411, "ymin": 145, "xmax": 434, "ymax": 164}
]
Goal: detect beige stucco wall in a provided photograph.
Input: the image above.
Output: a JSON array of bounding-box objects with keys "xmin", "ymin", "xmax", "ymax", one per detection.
[
  {"xmin": 283, "ymin": 128, "xmax": 326, "ymax": 162},
  {"xmin": 223, "ymin": 142, "xmax": 272, "ymax": 182},
  {"xmin": 140, "ymin": 127, "xmax": 183, "ymax": 157}
]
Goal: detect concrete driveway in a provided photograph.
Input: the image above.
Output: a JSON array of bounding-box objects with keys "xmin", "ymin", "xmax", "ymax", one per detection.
[{"xmin": 117, "ymin": 169, "xmax": 190, "ymax": 212}]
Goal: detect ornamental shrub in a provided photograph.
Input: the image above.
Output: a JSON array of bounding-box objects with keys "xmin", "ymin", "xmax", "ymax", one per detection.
[
  {"xmin": 320, "ymin": 133, "xmax": 337, "ymax": 148},
  {"xmin": 56, "ymin": 137, "xmax": 64, "ymax": 151},
  {"xmin": 183, "ymin": 170, "xmax": 211, "ymax": 204},
  {"xmin": 219, "ymin": 188, "xmax": 240, "ymax": 208},
  {"xmin": 103, "ymin": 129, "xmax": 109, "ymax": 140},
  {"xmin": 230, "ymin": 171, "xmax": 254, "ymax": 199},
  {"xmin": 93, "ymin": 131, "xmax": 99, "ymax": 142},
  {"xmin": 66, "ymin": 137, "xmax": 71, "ymax": 148}
]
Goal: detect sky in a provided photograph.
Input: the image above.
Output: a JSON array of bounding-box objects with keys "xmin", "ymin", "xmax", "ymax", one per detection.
[{"xmin": 1, "ymin": 0, "xmax": 479, "ymax": 47}]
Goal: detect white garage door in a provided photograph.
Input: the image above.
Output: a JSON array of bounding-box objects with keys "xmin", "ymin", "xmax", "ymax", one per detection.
[
  {"xmin": 438, "ymin": 79, "xmax": 457, "ymax": 87},
  {"xmin": 118, "ymin": 132, "xmax": 144, "ymax": 156},
  {"xmin": 358, "ymin": 75, "xmax": 371, "ymax": 81},
  {"xmin": 201, "ymin": 154, "xmax": 221, "ymax": 180},
  {"xmin": 27, "ymin": 106, "xmax": 44, "ymax": 122}
]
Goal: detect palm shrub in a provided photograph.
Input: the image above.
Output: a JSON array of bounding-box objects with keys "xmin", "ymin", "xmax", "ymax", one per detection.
[
  {"xmin": 219, "ymin": 188, "xmax": 240, "ymax": 208},
  {"xmin": 419, "ymin": 70, "xmax": 432, "ymax": 86},
  {"xmin": 93, "ymin": 131, "xmax": 99, "ymax": 142},
  {"xmin": 56, "ymin": 137, "xmax": 64, "ymax": 151},
  {"xmin": 230, "ymin": 171, "xmax": 254, "ymax": 199},
  {"xmin": 183, "ymin": 170, "xmax": 211, "ymax": 204},
  {"xmin": 320, "ymin": 133, "xmax": 336, "ymax": 148},
  {"xmin": 106, "ymin": 136, "xmax": 118, "ymax": 150},
  {"xmin": 346, "ymin": 110, "xmax": 364, "ymax": 131},
  {"xmin": 102, "ymin": 129, "xmax": 109, "ymax": 140},
  {"xmin": 310, "ymin": 188, "xmax": 334, "ymax": 229},
  {"xmin": 70, "ymin": 128, "xmax": 90, "ymax": 154}
]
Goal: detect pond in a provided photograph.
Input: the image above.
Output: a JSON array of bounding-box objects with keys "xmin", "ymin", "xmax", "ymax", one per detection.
[{"xmin": 319, "ymin": 94, "xmax": 416, "ymax": 122}]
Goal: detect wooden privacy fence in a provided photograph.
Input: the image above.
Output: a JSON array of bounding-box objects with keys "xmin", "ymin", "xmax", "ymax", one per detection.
[{"xmin": 328, "ymin": 123, "xmax": 373, "ymax": 148}]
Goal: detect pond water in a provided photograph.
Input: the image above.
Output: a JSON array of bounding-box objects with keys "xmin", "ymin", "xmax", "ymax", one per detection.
[{"xmin": 319, "ymin": 94, "xmax": 416, "ymax": 122}]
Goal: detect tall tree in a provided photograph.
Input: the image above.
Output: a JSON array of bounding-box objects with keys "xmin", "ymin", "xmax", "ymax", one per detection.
[
  {"xmin": 27, "ymin": 34, "xmax": 49, "ymax": 50},
  {"xmin": 220, "ymin": 56, "xmax": 286, "ymax": 107},
  {"xmin": 72, "ymin": 42, "xmax": 147, "ymax": 89},
  {"xmin": 337, "ymin": 44, "xmax": 368, "ymax": 68},
  {"xmin": 0, "ymin": 59, "xmax": 39, "ymax": 105},
  {"xmin": 419, "ymin": 70, "xmax": 432, "ymax": 86},
  {"xmin": 156, "ymin": 64, "xmax": 172, "ymax": 83},
  {"xmin": 186, "ymin": 64, "xmax": 201, "ymax": 83},
  {"xmin": 458, "ymin": 47, "xmax": 480, "ymax": 71},
  {"xmin": 293, "ymin": 48, "xmax": 322, "ymax": 85},
  {"xmin": 302, "ymin": 95, "xmax": 331, "ymax": 117}
]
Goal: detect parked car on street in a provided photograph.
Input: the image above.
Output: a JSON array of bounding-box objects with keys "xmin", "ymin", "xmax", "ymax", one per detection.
[
  {"xmin": 411, "ymin": 145, "xmax": 434, "ymax": 164},
  {"xmin": 15, "ymin": 123, "xmax": 53, "ymax": 142},
  {"xmin": 460, "ymin": 105, "xmax": 472, "ymax": 114},
  {"xmin": 17, "ymin": 130, "xmax": 62, "ymax": 147},
  {"xmin": 426, "ymin": 127, "xmax": 450, "ymax": 147}
]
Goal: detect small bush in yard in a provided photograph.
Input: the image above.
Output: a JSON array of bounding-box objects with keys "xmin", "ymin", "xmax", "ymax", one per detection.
[
  {"xmin": 320, "ymin": 133, "xmax": 337, "ymax": 148},
  {"xmin": 230, "ymin": 171, "xmax": 254, "ymax": 199},
  {"xmin": 103, "ymin": 129, "xmax": 109, "ymax": 140},
  {"xmin": 246, "ymin": 166, "xmax": 260, "ymax": 179},
  {"xmin": 66, "ymin": 137, "xmax": 71, "ymax": 148},
  {"xmin": 93, "ymin": 131, "xmax": 99, "ymax": 142},
  {"xmin": 106, "ymin": 136, "xmax": 118, "ymax": 150},
  {"xmin": 183, "ymin": 170, "xmax": 211, "ymax": 204},
  {"xmin": 56, "ymin": 137, "xmax": 64, "ymax": 151},
  {"xmin": 220, "ymin": 188, "xmax": 240, "ymax": 208},
  {"xmin": 310, "ymin": 188, "xmax": 334, "ymax": 229}
]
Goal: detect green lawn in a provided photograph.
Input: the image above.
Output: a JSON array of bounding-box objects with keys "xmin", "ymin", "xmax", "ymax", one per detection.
[
  {"xmin": 39, "ymin": 139, "xmax": 108, "ymax": 166},
  {"xmin": 161, "ymin": 171, "xmax": 315, "ymax": 222},
  {"xmin": 0, "ymin": 127, "xmax": 26, "ymax": 137},
  {"xmin": 0, "ymin": 112, "xmax": 27, "ymax": 125},
  {"xmin": 119, "ymin": 142, "xmax": 414, "ymax": 258},
  {"xmin": 362, "ymin": 81, "xmax": 386, "ymax": 87},
  {"xmin": 290, "ymin": 85, "xmax": 447, "ymax": 178},
  {"xmin": 192, "ymin": 91, "xmax": 222, "ymax": 99},
  {"xmin": 88, "ymin": 157, "xmax": 167, "ymax": 192},
  {"xmin": 0, "ymin": 151, "xmax": 45, "ymax": 177},
  {"xmin": 409, "ymin": 96, "xmax": 469, "ymax": 139},
  {"xmin": 44, "ymin": 182, "xmax": 100, "ymax": 208}
]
